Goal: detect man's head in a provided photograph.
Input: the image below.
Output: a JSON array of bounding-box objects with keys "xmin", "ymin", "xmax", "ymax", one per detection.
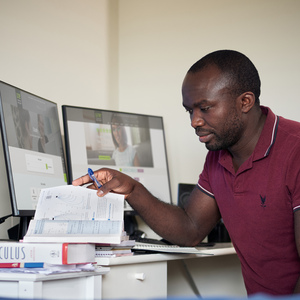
[
  {"xmin": 182, "ymin": 50, "xmax": 261, "ymax": 152},
  {"xmin": 188, "ymin": 50, "xmax": 261, "ymax": 104}
]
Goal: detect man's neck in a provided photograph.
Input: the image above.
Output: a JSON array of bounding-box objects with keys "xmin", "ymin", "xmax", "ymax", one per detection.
[{"xmin": 230, "ymin": 107, "xmax": 266, "ymax": 172}]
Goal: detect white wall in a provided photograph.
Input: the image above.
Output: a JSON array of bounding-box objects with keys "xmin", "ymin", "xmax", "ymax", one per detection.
[
  {"xmin": 118, "ymin": 0, "xmax": 300, "ymax": 203},
  {"xmin": 0, "ymin": 0, "xmax": 119, "ymax": 238},
  {"xmin": 0, "ymin": 0, "xmax": 119, "ymax": 115},
  {"xmin": 0, "ymin": 0, "xmax": 299, "ymax": 239},
  {"xmin": 0, "ymin": 0, "xmax": 298, "ymax": 296}
]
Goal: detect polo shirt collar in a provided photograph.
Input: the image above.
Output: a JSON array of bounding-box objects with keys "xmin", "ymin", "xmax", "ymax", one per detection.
[
  {"xmin": 252, "ymin": 106, "xmax": 279, "ymax": 161},
  {"xmin": 218, "ymin": 106, "xmax": 279, "ymax": 174}
]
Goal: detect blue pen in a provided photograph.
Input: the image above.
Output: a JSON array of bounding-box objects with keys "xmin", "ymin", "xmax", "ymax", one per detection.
[{"xmin": 88, "ymin": 168, "xmax": 102, "ymax": 188}]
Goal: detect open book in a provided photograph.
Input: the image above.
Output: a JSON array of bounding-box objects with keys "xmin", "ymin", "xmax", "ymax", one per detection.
[{"xmin": 23, "ymin": 185, "xmax": 124, "ymax": 244}]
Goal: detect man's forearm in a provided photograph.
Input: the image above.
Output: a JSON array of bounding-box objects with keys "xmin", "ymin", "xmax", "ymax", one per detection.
[{"xmin": 126, "ymin": 182, "xmax": 201, "ymax": 245}]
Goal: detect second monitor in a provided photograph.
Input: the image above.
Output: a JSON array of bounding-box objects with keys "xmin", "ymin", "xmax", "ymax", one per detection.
[{"xmin": 62, "ymin": 105, "xmax": 173, "ymax": 212}]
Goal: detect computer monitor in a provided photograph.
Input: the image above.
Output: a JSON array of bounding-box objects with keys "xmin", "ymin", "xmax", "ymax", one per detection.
[
  {"xmin": 0, "ymin": 81, "xmax": 67, "ymax": 236},
  {"xmin": 62, "ymin": 105, "xmax": 173, "ymax": 218}
]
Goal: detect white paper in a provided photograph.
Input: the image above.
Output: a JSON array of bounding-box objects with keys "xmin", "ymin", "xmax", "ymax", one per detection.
[
  {"xmin": 0, "ymin": 263, "xmax": 96, "ymax": 275},
  {"xmin": 34, "ymin": 185, "xmax": 124, "ymax": 221}
]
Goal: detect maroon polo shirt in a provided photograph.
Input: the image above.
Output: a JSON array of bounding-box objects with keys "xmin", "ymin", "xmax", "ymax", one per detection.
[{"xmin": 198, "ymin": 106, "xmax": 300, "ymax": 295}]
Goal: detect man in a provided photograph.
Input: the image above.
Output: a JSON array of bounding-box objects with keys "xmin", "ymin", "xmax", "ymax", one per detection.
[{"xmin": 73, "ymin": 50, "xmax": 300, "ymax": 295}]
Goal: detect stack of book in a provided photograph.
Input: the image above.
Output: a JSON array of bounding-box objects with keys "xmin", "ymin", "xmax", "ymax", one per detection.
[
  {"xmin": 0, "ymin": 185, "xmax": 126, "ymax": 272},
  {"xmin": 95, "ymin": 239, "xmax": 135, "ymax": 259},
  {"xmin": 0, "ymin": 242, "xmax": 96, "ymax": 273}
]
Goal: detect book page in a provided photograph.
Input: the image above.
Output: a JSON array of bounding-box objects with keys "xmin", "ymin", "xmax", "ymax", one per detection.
[
  {"xmin": 33, "ymin": 185, "xmax": 124, "ymax": 221},
  {"xmin": 23, "ymin": 185, "xmax": 125, "ymax": 244},
  {"xmin": 24, "ymin": 219, "xmax": 123, "ymax": 243}
]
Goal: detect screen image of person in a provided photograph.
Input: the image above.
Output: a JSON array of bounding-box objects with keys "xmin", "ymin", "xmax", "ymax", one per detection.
[
  {"xmin": 83, "ymin": 113, "xmax": 154, "ymax": 168},
  {"xmin": 11, "ymin": 104, "xmax": 53, "ymax": 156},
  {"xmin": 73, "ymin": 50, "xmax": 300, "ymax": 296},
  {"xmin": 111, "ymin": 114, "xmax": 140, "ymax": 167},
  {"xmin": 37, "ymin": 114, "xmax": 49, "ymax": 153},
  {"xmin": 11, "ymin": 106, "xmax": 33, "ymax": 150}
]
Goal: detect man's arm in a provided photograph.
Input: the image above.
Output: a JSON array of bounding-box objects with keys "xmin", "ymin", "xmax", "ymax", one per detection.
[
  {"xmin": 73, "ymin": 168, "xmax": 221, "ymax": 246},
  {"xmin": 294, "ymin": 210, "xmax": 300, "ymax": 293}
]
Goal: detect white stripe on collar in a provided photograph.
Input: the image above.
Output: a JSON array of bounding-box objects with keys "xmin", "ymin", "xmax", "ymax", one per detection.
[{"xmin": 264, "ymin": 114, "xmax": 279, "ymax": 157}]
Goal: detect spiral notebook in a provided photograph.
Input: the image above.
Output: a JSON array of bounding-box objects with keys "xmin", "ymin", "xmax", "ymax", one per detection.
[{"xmin": 133, "ymin": 242, "xmax": 213, "ymax": 254}]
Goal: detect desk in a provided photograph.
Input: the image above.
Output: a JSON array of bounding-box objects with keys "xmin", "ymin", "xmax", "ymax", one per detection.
[
  {"xmin": 0, "ymin": 268, "xmax": 109, "ymax": 300},
  {"xmin": 97, "ymin": 243, "xmax": 247, "ymax": 299}
]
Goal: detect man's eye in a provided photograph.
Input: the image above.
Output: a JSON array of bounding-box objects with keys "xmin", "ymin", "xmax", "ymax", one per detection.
[{"xmin": 200, "ymin": 106, "xmax": 210, "ymax": 112}]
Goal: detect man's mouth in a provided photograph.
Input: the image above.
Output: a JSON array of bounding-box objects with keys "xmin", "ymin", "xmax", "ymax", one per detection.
[
  {"xmin": 198, "ymin": 133, "xmax": 213, "ymax": 143},
  {"xmin": 196, "ymin": 129, "xmax": 214, "ymax": 143}
]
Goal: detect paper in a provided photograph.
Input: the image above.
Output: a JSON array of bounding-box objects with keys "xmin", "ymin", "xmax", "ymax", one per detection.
[
  {"xmin": 0, "ymin": 263, "xmax": 96, "ymax": 275},
  {"xmin": 23, "ymin": 185, "xmax": 125, "ymax": 244}
]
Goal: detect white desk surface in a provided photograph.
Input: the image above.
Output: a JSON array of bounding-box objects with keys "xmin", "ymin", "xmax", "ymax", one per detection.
[
  {"xmin": 0, "ymin": 267, "xmax": 109, "ymax": 282},
  {"xmin": 96, "ymin": 243, "xmax": 235, "ymax": 266}
]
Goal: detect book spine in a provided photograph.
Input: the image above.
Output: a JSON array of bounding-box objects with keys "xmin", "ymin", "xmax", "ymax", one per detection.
[
  {"xmin": 0, "ymin": 262, "xmax": 44, "ymax": 268},
  {"xmin": 62, "ymin": 243, "xmax": 68, "ymax": 265},
  {"xmin": 0, "ymin": 243, "xmax": 63, "ymax": 264},
  {"xmin": 0, "ymin": 244, "xmax": 33, "ymax": 262}
]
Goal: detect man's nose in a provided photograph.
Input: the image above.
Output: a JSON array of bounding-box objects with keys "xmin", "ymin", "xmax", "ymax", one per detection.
[{"xmin": 191, "ymin": 111, "xmax": 205, "ymax": 128}]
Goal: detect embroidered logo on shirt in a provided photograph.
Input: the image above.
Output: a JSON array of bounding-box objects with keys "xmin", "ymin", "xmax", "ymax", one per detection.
[{"xmin": 260, "ymin": 195, "xmax": 266, "ymax": 208}]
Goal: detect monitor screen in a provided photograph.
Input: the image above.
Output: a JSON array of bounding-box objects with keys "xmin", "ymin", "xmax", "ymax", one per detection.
[
  {"xmin": 0, "ymin": 81, "xmax": 67, "ymax": 217},
  {"xmin": 62, "ymin": 105, "xmax": 173, "ymax": 212}
]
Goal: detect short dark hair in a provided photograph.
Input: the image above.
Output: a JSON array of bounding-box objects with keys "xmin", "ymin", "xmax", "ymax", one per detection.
[{"xmin": 188, "ymin": 50, "xmax": 261, "ymax": 104}]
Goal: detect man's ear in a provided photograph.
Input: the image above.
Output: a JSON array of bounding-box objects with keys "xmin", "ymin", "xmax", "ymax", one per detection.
[{"xmin": 238, "ymin": 92, "xmax": 256, "ymax": 113}]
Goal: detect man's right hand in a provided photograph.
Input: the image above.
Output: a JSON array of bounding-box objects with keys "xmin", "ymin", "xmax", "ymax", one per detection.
[{"xmin": 72, "ymin": 168, "xmax": 139, "ymax": 199}]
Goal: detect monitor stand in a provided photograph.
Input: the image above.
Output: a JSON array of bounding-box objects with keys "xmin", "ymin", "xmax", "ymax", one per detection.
[
  {"xmin": 124, "ymin": 213, "xmax": 138, "ymax": 237},
  {"xmin": 7, "ymin": 216, "xmax": 31, "ymax": 241}
]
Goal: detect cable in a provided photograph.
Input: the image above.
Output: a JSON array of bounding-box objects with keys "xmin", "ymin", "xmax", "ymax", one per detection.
[{"xmin": 0, "ymin": 214, "xmax": 13, "ymax": 224}]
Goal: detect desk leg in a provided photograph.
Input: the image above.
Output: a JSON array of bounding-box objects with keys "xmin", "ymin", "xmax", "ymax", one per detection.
[
  {"xmin": 181, "ymin": 260, "xmax": 201, "ymax": 297},
  {"xmin": 85, "ymin": 275, "xmax": 102, "ymax": 300},
  {"xmin": 18, "ymin": 281, "xmax": 43, "ymax": 299}
]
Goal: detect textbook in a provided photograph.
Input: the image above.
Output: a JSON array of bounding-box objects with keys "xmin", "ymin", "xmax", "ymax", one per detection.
[
  {"xmin": 0, "ymin": 242, "xmax": 95, "ymax": 264},
  {"xmin": 95, "ymin": 248, "xmax": 133, "ymax": 257},
  {"xmin": 23, "ymin": 185, "xmax": 125, "ymax": 244},
  {"xmin": 95, "ymin": 244, "xmax": 134, "ymax": 257}
]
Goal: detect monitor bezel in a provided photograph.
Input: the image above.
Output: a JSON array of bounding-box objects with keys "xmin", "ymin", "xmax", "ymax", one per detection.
[{"xmin": 62, "ymin": 104, "xmax": 173, "ymax": 206}]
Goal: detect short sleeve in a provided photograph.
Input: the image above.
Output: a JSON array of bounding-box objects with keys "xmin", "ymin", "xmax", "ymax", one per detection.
[{"xmin": 198, "ymin": 152, "xmax": 215, "ymax": 199}]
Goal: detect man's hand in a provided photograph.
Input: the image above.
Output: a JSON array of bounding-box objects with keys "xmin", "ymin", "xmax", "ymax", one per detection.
[{"xmin": 72, "ymin": 168, "xmax": 138, "ymax": 199}]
